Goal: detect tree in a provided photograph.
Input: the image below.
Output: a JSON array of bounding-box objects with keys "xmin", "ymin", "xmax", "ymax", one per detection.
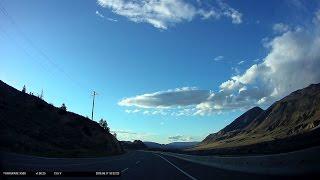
[
  {"xmin": 22, "ymin": 85, "xmax": 26, "ymax": 93},
  {"xmin": 113, "ymin": 132, "xmax": 117, "ymax": 138},
  {"xmin": 99, "ymin": 118, "xmax": 110, "ymax": 132},
  {"xmin": 60, "ymin": 103, "xmax": 67, "ymax": 111}
]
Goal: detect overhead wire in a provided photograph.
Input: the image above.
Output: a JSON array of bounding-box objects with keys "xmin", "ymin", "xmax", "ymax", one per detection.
[{"xmin": 0, "ymin": 1, "xmax": 92, "ymax": 94}]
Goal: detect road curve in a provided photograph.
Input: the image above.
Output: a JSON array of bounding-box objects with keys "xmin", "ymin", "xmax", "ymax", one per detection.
[{"xmin": 0, "ymin": 151, "xmax": 317, "ymax": 180}]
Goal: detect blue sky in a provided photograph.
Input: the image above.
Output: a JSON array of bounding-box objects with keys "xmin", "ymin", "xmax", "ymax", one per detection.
[{"xmin": 1, "ymin": 0, "xmax": 320, "ymax": 143}]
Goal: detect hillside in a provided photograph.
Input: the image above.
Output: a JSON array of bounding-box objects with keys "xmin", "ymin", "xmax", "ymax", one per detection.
[
  {"xmin": 144, "ymin": 141, "xmax": 199, "ymax": 150},
  {"xmin": 120, "ymin": 140, "xmax": 147, "ymax": 150},
  {"xmin": 194, "ymin": 83, "xmax": 320, "ymax": 151},
  {"xmin": 165, "ymin": 142, "xmax": 199, "ymax": 149},
  {"xmin": 0, "ymin": 80, "xmax": 123, "ymax": 157},
  {"xmin": 144, "ymin": 141, "xmax": 163, "ymax": 149},
  {"xmin": 202, "ymin": 107, "xmax": 264, "ymax": 145}
]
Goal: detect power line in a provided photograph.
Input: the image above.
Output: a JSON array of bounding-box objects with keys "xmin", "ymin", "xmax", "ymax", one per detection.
[
  {"xmin": 0, "ymin": 24, "xmax": 57, "ymax": 79},
  {"xmin": 1, "ymin": 1, "xmax": 99, "ymax": 118},
  {"xmin": 0, "ymin": 1, "xmax": 91, "ymax": 94}
]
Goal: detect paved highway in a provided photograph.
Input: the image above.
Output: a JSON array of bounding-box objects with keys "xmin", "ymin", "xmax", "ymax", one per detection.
[{"xmin": 0, "ymin": 151, "xmax": 316, "ymax": 180}]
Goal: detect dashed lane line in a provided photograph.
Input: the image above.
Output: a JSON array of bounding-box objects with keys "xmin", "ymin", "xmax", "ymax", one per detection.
[
  {"xmin": 121, "ymin": 168, "xmax": 129, "ymax": 173},
  {"xmin": 154, "ymin": 153, "xmax": 198, "ymax": 180}
]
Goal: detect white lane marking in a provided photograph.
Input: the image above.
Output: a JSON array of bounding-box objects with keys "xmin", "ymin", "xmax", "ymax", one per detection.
[
  {"xmin": 135, "ymin": 161, "xmax": 140, "ymax": 164},
  {"xmin": 154, "ymin": 153, "xmax": 198, "ymax": 180},
  {"xmin": 121, "ymin": 168, "xmax": 129, "ymax": 173}
]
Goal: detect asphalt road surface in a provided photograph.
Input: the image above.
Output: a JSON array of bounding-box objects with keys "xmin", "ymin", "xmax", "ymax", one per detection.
[{"xmin": 0, "ymin": 151, "xmax": 317, "ymax": 180}]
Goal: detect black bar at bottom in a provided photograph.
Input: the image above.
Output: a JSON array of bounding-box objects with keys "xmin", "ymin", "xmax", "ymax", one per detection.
[{"xmin": 2, "ymin": 171, "xmax": 121, "ymax": 177}]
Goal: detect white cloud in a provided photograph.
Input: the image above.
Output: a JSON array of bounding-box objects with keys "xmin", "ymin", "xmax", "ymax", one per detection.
[
  {"xmin": 231, "ymin": 67, "xmax": 240, "ymax": 74},
  {"xmin": 217, "ymin": 0, "xmax": 242, "ymax": 24},
  {"xmin": 214, "ymin": 55, "xmax": 224, "ymax": 61},
  {"xmin": 151, "ymin": 110, "xmax": 167, "ymax": 115},
  {"xmin": 143, "ymin": 110, "xmax": 150, "ymax": 115},
  {"xmin": 238, "ymin": 60, "xmax": 245, "ymax": 65},
  {"xmin": 273, "ymin": 23, "xmax": 290, "ymax": 33},
  {"xmin": 261, "ymin": 37, "xmax": 270, "ymax": 48},
  {"xmin": 97, "ymin": 0, "xmax": 242, "ymax": 29},
  {"xmin": 119, "ymin": 87, "xmax": 211, "ymax": 108},
  {"xmin": 107, "ymin": 17, "xmax": 118, "ymax": 22},
  {"xmin": 118, "ymin": 9, "xmax": 320, "ymax": 116},
  {"xmin": 195, "ymin": 15, "xmax": 320, "ymax": 115},
  {"xmin": 125, "ymin": 109, "xmax": 140, "ymax": 113},
  {"xmin": 95, "ymin": 10, "xmax": 105, "ymax": 18},
  {"xmin": 113, "ymin": 130, "xmax": 154, "ymax": 141},
  {"xmin": 168, "ymin": 135, "xmax": 194, "ymax": 142},
  {"xmin": 314, "ymin": 9, "xmax": 320, "ymax": 24},
  {"xmin": 96, "ymin": 10, "xmax": 118, "ymax": 22}
]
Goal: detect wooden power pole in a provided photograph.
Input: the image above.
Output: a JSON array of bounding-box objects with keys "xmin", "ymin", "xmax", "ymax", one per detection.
[{"xmin": 91, "ymin": 91, "xmax": 98, "ymax": 121}]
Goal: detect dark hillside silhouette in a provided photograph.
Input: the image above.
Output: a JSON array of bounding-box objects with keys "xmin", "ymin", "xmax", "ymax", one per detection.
[
  {"xmin": 120, "ymin": 140, "xmax": 147, "ymax": 150},
  {"xmin": 0, "ymin": 80, "xmax": 123, "ymax": 157}
]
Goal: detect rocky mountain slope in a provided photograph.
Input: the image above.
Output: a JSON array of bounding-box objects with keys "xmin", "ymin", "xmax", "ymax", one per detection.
[
  {"xmin": 0, "ymin": 80, "xmax": 123, "ymax": 157},
  {"xmin": 194, "ymin": 83, "xmax": 320, "ymax": 150}
]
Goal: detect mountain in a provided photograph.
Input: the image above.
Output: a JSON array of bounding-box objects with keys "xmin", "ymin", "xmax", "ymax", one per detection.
[
  {"xmin": 165, "ymin": 142, "xmax": 199, "ymax": 149},
  {"xmin": 0, "ymin": 80, "xmax": 123, "ymax": 157},
  {"xmin": 201, "ymin": 107, "xmax": 264, "ymax": 144},
  {"xmin": 144, "ymin": 141, "xmax": 199, "ymax": 149},
  {"xmin": 194, "ymin": 83, "xmax": 320, "ymax": 151},
  {"xmin": 120, "ymin": 140, "xmax": 147, "ymax": 150},
  {"xmin": 144, "ymin": 141, "xmax": 163, "ymax": 149}
]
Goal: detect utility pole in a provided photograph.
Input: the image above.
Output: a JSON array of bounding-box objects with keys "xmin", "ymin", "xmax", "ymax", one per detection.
[
  {"xmin": 91, "ymin": 91, "xmax": 98, "ymax": 121},
  {"xmin": 40, "ymin": 89, "xmax": 43, "ymax": 99}
]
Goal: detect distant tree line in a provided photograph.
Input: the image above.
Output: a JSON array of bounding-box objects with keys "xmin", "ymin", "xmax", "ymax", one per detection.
[
  {"xmin": 99, "ymin": 119, "xmax": 117, "ymax": 138},
  {"xmin": 99, "ymin": 119, "xmax": 110, "ymax": 133},
  {"xmin": 22, "ymin": 85, "xmax": 67, "ymax": 111},
  {"xmin": 21, "ymin": 85, "xmax": 43, "ymax": 99},
  {"xmin": 60, "ymin": 103, "xmax": 67, "ymax": 111},
  {"xmin": 22, "ymin": 85, "xmax": 26, "ymax": 93}
]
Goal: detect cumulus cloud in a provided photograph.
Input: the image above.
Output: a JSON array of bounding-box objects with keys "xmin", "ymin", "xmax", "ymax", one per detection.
[
  {"xmin": 168, "ymin": 135, "xmax": 194, "ymax": 142},
  {"xmin": 196, "ymin": 14, "xmax": 320, "ymax": 115},
  {"xmin": 273, "ymin": 23, "xmax": 290, "ymax": 33},
  {"xmin": 97, "ymin": 0, "xmax": 242, "ymax": 29},
  {"xmin": 119, "ymin": 9, "xmax": 320, "ymax": 116}
]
